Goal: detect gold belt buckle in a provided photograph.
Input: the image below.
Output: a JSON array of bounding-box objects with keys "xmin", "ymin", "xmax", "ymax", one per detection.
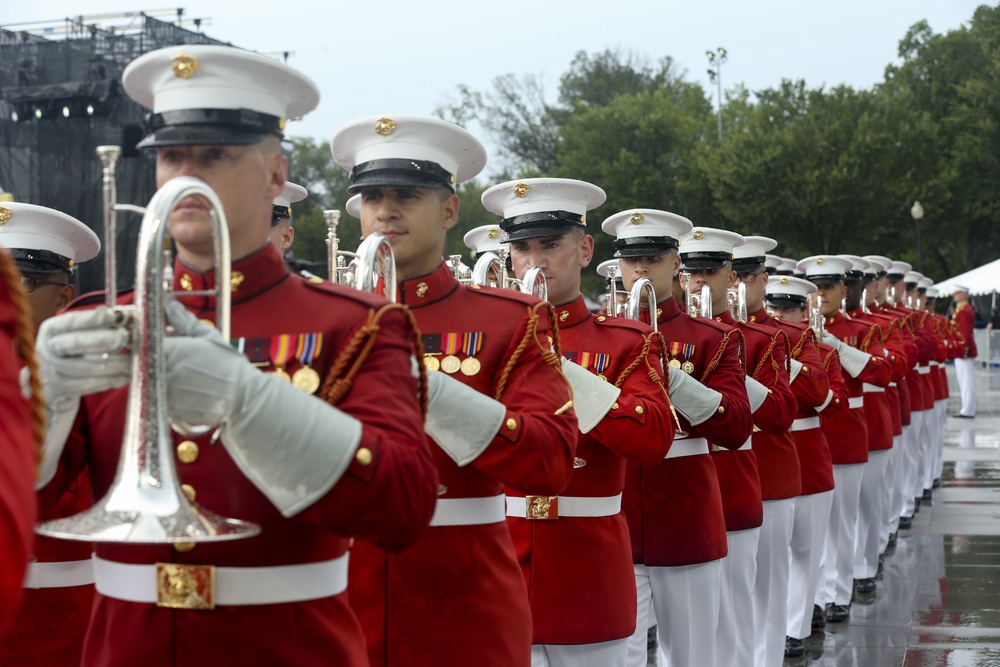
[
  {"xmin": 525, "ymin": 496, "xmax": 559, "ymax": 520},
  {"xmin": 156, "ymin": 563, "xmax": 216, "ymax": 610}
]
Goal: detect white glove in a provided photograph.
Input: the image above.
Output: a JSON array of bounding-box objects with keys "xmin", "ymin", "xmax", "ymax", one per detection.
[
  {"xmin": 821, "ymin": 332, "xmax": 872, "ymax": 378},
  {"xmin": 34, "ymin": 308, "xmax": 133, "ymax": 488},
  {"xmin": 745, "ymin": 376, "xmax": 769, "ymax": 413},
  {"xmin": 560, "ymin": 358, "xmax": 621, "ymax": 434},
  {"xmin": 666, "ymin": 364, "xmax": 723, "ymax": 426},
  {"xmin": 425, "ymin": 371, "xmax": 507, "ymax": 466},
  {"xmin": 164, "ymin": 301, "xmax": 361, "ymax": 517},
  {"xmin": 789, "ymin": 358, "xmax": 804, "ymax": 383}
]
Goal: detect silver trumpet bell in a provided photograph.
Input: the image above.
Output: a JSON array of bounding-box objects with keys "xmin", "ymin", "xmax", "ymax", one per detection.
[
  {"xmin": 468, "ymin": 248, "xmax": 548, "ymax": 300},
  {"xmin": 323, "ymin": 209, "xmax": 397, "ymax": 302},
  {"xmin": 727, "ymin": 282, "xmax": 748, "ymax": 322},
  {"xmin": 37, "ymin": 175, "xmax": 260, "ymax": 543},
  {"xmin": 624, "ymin": 277, "xmax": 658, "ymax": 333}
]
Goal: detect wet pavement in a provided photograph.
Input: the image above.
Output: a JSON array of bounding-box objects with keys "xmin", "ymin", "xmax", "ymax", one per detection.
[{"xmin": 788, "ymin": 364, "xmax": 1000, "ymax": 666}]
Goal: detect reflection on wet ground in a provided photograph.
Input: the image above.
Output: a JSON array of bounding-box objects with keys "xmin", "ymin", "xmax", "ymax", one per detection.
[{"xmin": 785, "ymin": 365, "xmax": 1000, "ymax": 666}]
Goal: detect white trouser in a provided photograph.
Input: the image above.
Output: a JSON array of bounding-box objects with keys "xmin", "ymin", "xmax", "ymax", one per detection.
[
  {"xmin": 955, "ymin": 357, "xmax": 977, "ymax": 417},
  {"xmin": 930, "ymin": 400, "xmax": 946, "ymax": 485},
  {"xmin": 818, "ymin": 463, "xmax": 864, "ymax": 606},
  {"xmin": 786, "ymin": 490, "xmax": 834, "ymax": 640},
  {"xmin": 628, "ymin": 561, "xmax": 721, "ymax": 667},
  {"xmin": 913, "ymin": 408, "xmax": 931, "ymax": 500},
  {"xmin": 881, "ymin": 434, "xmax": 904, "ymax": 551},
  {"xmin": 718, "ymin": 528, "xmax": 760, "ymax": 667},
  {"xmin": 902, "ymin": 411, "xmax": 923, "ymax": 517},
  {"xmin": 532, "ymin": 639, "xmax": 628, "ymax": 667},
  {"xmin": 854, "ymin": 449, "xmax": 891, "ymax": 579},
  {"xmin": 754, "ymin": 498, "xmax": 795, "ymax": 667}
]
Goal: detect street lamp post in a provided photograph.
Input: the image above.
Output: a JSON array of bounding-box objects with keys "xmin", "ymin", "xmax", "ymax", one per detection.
[
  {"xmin": 706, "ymin": 47, "xmax": 727, "ymax": 141},
  {"xmin": 911, "ymin": 200, "xmax": 925, "ymax": 273}
]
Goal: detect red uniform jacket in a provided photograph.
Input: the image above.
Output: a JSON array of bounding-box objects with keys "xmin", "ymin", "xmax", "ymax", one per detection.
[
  {"xmin": 712, "ymin": 311, "xmax": 766, "ymax": 530},
  {"xmin": 1, "ymin": 470, "xmax": 94, "ymax": 666},
  {"xmin": 740, "ymin": 315, "xmax": 799, "ymax": 501},
  {"xmin": 507, "ymin": 295, "xmax": 672, "ymax": 645},
  {"xmin": 350, "ymin": 263, "xmax": 578, "ymax": 667},
  {"xmin": 929, "ymin": 313, "xmax": 952, "ymax": 400},
  {"xmin": 0, "ymin": 268, "xmax": 37, "ymax": 639},
  {"xmin": 851, "ymin": 306, "xmax": 909, "ymax": 437},
  {"xmin": 891, "ymin": 304, "xmax": 935, "ymax": 412},
  {"xmin": 624, "ymin": 297, "xmax": 753, "ymax": 567},
  {"xmin": 825, "ymin": 312, "xmax": 893, "ymax": 453},
  {"xmin": 749, "ymin": 309, "xmax": 834, "ymax": 495},
  {"xmin": 817, "ymin": 344, "xmax": 866, "ymax": 464},
  {"xmin": 872, "ymin": 304, "xmax": 917, "ymax": 428},
  {"xmin": 43, "ymin": 246, "xmax": 438, "ymax": 667},
  {"xmin": 953, "ymin": 302, "xmax": 977, "ymax": 358}
]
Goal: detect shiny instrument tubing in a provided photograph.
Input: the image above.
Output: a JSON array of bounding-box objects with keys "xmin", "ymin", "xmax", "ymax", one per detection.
[
  {"xmin": 624, "ymin": 277, "xmax": 658, "ymax": 333},
  {"xmin": 323, "ymin": 209, "xmax": 397, "ymax": 302},
  {"xmin": 455, "ymin": 247, "xmax": 548, "ymax": 301},
  {"xmin": 685, "ymin": 280, "xmax": 712, "ymax": 319},
  {"xmin": 809, "ymin": 293, "xmax": 825, "ymax": 340},
  {"xmin": 606, "ymin": 264, "xmax": 626, "ymax": 317},
  {"xmin": 36, "ymin": 146, "xmax": 260, "ymax": 544},
  {"xmin": 727, "ymin": 282, "xmax": 748, "ymax": 322}
]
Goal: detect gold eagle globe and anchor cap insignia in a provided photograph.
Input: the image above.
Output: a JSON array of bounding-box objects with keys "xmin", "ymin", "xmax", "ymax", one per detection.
[
  {"xmin": 374, "ymin": 116, "xmax": 397, "ymax": 136},
  {"xmin": 170, "ymin": 53, "xmax": 199, "ymax": 79}
]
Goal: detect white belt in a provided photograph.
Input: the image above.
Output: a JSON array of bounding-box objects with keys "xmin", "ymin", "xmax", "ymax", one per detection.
[
  {"xmin": 888, "ymin": 382, "xmax": 898, "ymax": 388},
  {"xmin": 931, "ymin": 360, "xmax": 942, "ymax": 368},
  {"xmin": 505, "ymin": 493, "xmax": 622, "ymax": 520},
  {"xmin": 713, "ymin": 436, "xmax": 752, "ymax": 452},
  {"xmin": 849, "ymin": 396, "xmax": 865, "ymax": 409},
  {"xmin": 430, "ymin": 495, "xmax": 506, "ymax": 527},
  {"xmin": 665, "ymin": 437, "xmax": 709, "ymax": 459},
  {"xmin": 791, "ymin": 416, "xmax": 821, "ymax": 432},
  {"xmin": 863, "ymin": 383, "xmax": 885, "ymax": 393},
  {"xmin": 25, "ymin": 558, "xmax": 95, "ymax": 589},
  {"xmin": 94, "ymin": 554, "xmax": 348, "ymax": 607},
  {"xmin": 917, "ymin": 366, "xmax": 931, "ymax": 375}
]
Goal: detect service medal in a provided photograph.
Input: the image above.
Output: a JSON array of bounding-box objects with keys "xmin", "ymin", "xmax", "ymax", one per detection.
[
  {"xmin": 681, "ymin": 361, "xmax": 695, "ymax": 374},
  {"xmin": 272, "ymin": 367, "xmax": 291, "ymax": 382},
  {"xmin": 441, "ymin": 355, "xmax": 461, "ymax": 374},
  {"xmin": 424, "ymin": 355, "xmax": 441, "ymax": 372},
  {"xmin": 669, "ymin": 358, "xmax": 682, "ymax": 369},
  {"xmin": 460, "ymin": 357, "xmax": 481, "ymax": 376},
  {"xmin": 292, "ymin": 366, "xmax": 321, "ymax": 394}
]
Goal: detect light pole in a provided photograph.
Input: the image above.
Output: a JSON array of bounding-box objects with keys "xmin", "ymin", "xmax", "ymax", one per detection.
[
  {"xmin": 706, "ymin": 47, "xmax": 727, "ymax": 141},
  {"xmin": 911, "ymin": 200, "xmax": 925, "ymax": 273}
]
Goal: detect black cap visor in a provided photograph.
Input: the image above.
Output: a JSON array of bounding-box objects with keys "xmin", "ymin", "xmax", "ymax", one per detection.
[
  {"xmin": 347, "ymin": 159, "xmax": 455, "ymax": 194},
  {"xmin": 137, "ymin": 108, "xmax": 283, "ymax": 148},
  {"xmin": 500, "ymin": 210, "xmax": 583, "ymax": 243},
  {"xmin": 805, "ymin": 273, "xmax": 845, "ymax": 286},
  {"xmin": 732, "ymin": 256, "xmax": 766, "ymax": 273},
  {"xmin": 9, "ymin": 248, "xmax": 73, "ymax": 276},
  {"xmin": 613, "ymin": 236, "xmax": 677, "ymax": 258},
  {"xmin": 680, "ymin": 251, "xmax": 731, "ymax": 271},
  {"xmin": 765, "ymin": 293, "xmax": 808, "ymax": 309}
]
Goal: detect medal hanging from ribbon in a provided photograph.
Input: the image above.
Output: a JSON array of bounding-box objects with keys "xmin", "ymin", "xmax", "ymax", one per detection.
[
  {"xmin": 681, "ymin": 342, "xmax": 696, "ymax": 374},
  {"xmin": 292, "ymin": 333, "xmax": 323, "ymax": 394},
  {"xmin": 269, "ymin": 334, "xmax": 294, "ymax": 382},
  {"xmin": 460, "ymin": 332, "xmax": 483, "ymax": 376},
  {"xmin": 421, "ymin": 333, "xmax": 442, "ymax": 372},
  {"xmin": 441, "ymin": 332, "xmax": 462, "ymax": 374},
  {"xmin": 667, "ymin": 341, "xmax": 684, "ymax": 370},
  {"xmin": 593, "ymin": 353, "xmax": 611, "ymax": 381}
]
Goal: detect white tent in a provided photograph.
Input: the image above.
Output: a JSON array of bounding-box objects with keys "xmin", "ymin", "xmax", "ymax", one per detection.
[{"xmin": 932, "ymin": 257, "xmax": 1000, "ymax": 296}]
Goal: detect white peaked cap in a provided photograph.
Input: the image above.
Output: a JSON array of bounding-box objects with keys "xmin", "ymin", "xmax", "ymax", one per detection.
[{"xmin": 463, "ymin": 225, "xmax": 506, "ymax": 254}]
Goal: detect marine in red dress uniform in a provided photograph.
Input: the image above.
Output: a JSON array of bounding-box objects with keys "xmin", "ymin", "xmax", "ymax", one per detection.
[
  {"xmin": 485, "ymin": 178, "xmax": 674, "ymax": 667},
  {"xmin": 333, "ymin": 119, "xmax": 579, "ymax": 667},
  {"xmin": 0, "ymin": 203, "xmax": 101, "ymax": 666},
  {"xmin": 32, "ymin": 46, "xmax": 438, "ymax": 667},
  {"xmin": 951, "ymin": 283, "xmax": 977, "ymax": 418},
  {"xmin": 603, "ymin": 211, "xmax": 753, "ymax": 667},
  {"xmin": 757, "ymin": 274, "xmax": 834, "ymax": 658},
  {"xmin": 923, "ymin": 286, "xmax": 953, "ymax": 488},
  {"xmin": 679, "ymin": 227, "xmax": 773, "ymax": 667},
  {"xmin": 801, "ymin": 255, "xmax": 892, "ymax": 618},
  {"xmin": 734, "ymin": 241, "xmax": 802, "ymax": 667},
  {"xmin": 0, "ymin": 249, "xmax": 39, "ymax": 640}
]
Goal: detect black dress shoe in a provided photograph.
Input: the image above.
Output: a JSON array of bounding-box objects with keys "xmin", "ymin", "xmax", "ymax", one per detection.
[
  {"xmin": 954, "ymin": 413, "xmax": 975, "ymax": 419},
  {"xmin": 785, "ymin": 636, "xmax": 806, "ymax": 658},
  {"xmin": 825, "ymin": 604, "xmax": 850, "ymax": 622},
  {"xmin": 888, "ymin": 531, "xmax": 898, "ymax": 548},
  {"xmin": 922, "ymin": 488, "xmax": 933, "ymax": 501},
  {"xmin": 933, "ymin": 478, "xmax": 941, "ymax": 488},
  {"xmin": 812, "ymin": 604, "xmax": 826, "ymax": 632},
  {"xmin": 898, "ymin": 515, "xmax": 913, "ymax": 529},
  {"xmin": 855, "ymin": 577, "xmax": 877, "ymax": 594},
  {"xmin": 876, "ymin": 555, "xmax": 885, "ymax": 580}
]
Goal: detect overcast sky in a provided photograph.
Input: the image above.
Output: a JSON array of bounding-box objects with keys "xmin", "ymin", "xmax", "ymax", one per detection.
[{"xmin": 4, "ymin": 0, "xmax": 987, "ymax": 174}]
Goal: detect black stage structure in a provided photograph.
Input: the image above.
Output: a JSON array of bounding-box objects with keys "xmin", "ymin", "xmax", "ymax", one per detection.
[{"xmin": 0, "ymin": 14, "xmax": 229, "ymax": 294}]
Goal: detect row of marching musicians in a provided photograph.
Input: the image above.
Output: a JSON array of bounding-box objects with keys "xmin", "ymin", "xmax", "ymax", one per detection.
[{"xmin": 0, "ymin": 42, "xmax": 964, "ymax": 667}]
